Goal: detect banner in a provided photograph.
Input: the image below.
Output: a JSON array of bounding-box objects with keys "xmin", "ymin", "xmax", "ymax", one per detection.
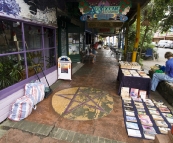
[{"xmin": 79, "ymin": 0, "xmax": 131, "ymax": 22}]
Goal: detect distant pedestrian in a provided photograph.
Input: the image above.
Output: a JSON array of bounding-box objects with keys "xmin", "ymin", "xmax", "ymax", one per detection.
[
  {"xmin": 151, "ymin": 52, "xmax": 173, "ymax": 91},
  {"xmin": 89, "ymin": 44, "xmax": 96, "ymax": 63}
]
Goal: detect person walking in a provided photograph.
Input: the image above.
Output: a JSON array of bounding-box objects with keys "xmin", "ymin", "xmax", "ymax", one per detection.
[{"xmin": 151, "ymin": 52, "xmax": 173, "ymax": 91}]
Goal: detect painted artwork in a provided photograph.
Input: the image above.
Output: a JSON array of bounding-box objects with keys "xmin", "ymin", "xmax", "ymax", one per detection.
[
  {"xmin": 0, "ymin": 0, "xmax": 21, "ymax": 16},
  {"xmin": 61, "ymin": 63, "xmax": 68, "ymax": 73},
  {"xmin": 0, "ymin": 0, "xmax": 57, "ymax": 26},
  {"xmin": 79, "ymin": 0, "xmax": 131, "ymax": 21}
]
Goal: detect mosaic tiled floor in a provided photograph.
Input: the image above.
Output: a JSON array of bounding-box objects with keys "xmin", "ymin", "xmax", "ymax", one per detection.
[{"xmin": 52, "ymin": 87, "xmax": 114, "ymax": 120}]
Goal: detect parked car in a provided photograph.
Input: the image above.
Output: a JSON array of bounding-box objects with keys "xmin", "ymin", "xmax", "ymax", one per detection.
[
  {"xmin": 157, "ymin": 40, "xmax": 173, "ymax": 48},
  {"xmin": 152, "ymin": 42, "xmax": 158, "ymax": 47}
]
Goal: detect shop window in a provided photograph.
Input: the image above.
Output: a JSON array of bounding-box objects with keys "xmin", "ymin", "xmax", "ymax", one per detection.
[
  {"xmin": 45, "ymin": 49, "xmax": 56, "ymax": 69},
  {"xmin": 0, "ymin": 19, "xmax": 23, "ymax": 54},
  {"xmin": 44, "ymin": 28, "xmax": 55, "ymax": 48},
  {"xmin": 0, "ymin": 54, "xmax": 25, "ymax": 90},
  {"xmin": 26, "ymin": 51, "xmax": 44, "ymax": 77},
  {"xmin": 0, "ymin": 18, "xmax": 56, "ymax": 91},
  {"xmin": 24, "ymin": 24, "xmax": 42, "ymax": 50}
]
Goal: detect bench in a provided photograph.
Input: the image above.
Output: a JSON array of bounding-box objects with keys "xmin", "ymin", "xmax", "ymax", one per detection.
[
  {"xmin": 149, "ymin": 70, "xmax": 173, "ymax": 106},
  {"xmin": 80, "ymin": 51, "xmax": 94, "ymax": 63}
]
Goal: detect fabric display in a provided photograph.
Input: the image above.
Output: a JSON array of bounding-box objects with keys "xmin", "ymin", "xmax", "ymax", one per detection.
[
  {"xmin": 8, "ymin": 82, "xmax": 45, "ymax": 121},
  {"xmin": 121, "ymin": 87, "xmax": 172, "ymax": 140}
]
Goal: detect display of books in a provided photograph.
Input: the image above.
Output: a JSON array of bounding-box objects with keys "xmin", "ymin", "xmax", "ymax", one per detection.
[
  {"xmin": 166, "ymin": 117, "xmax": 173, "ymax": 124},
  {"xmin": 130, "ymin": 88, "xmax": 139, "ymax": 98},
  {"xmin": 126, "ymin": 111, "xmax": 135, "ymax": 116},
  {"xmin": 155, "ymin": 120, "xmax": 168, "ymax": 127},
  {"xmin": 143, "ymin": 130, "xmax": 156, "ymax": 140},
  {"xmin": 137, "ymin": 108, "xmax": 145, "ymax": 112},
  {"xmin": 122, "ymin": 94, "xmax": 172, "ymax": 139},
  {"xmin": 121, "ymin": 87, "xmax": 130, "ymax": 96},
  {"xmin": 121, "ymin": 94, "xmax": 131, "ymax": 100},
  {"xmin": 138, "ymin": 114, "xmax": 150, "ymax": 120},
  {"xmin": 142, "ymin": 75, "xmax": 150, "ymax": 78},
  {"xmin": 140, "ymin": 119, "xmax": 153, "ymax": 126},
  {"xmin": 126, "ymin": 116, "xmax": 137, "ymax": 122},
  {"xmin": 158, "ymin": 127, "xmax": 170, "ymax": 134},
  {"xmin": 124, "ymin": 107, "xmax": 134, "ymax": 112},
  {"xmin": 145, "ymin": 102, "xmax": 155, "ymax": 107},
  {"xmin": 139, "ymin": 90, "xmax": 147, "ymax": 101},
  {"xmin": 152, "ymin": 99, "xmax": 163, "ymax": 105},
  {"xmin": 124, "ymin": 103, "xmax": 133, "ymax": 108},
  {"xmin": 134, "ymin": 102, "xmax": 143, "ymax": 106},
  {"xmin": 147, "ymin": 105, "xmax": 157, "ymax": 111},
  {"xmin": 142, "ymin": 125, "xmax": 156, "ymax": 132},
  {"xmin": 133, "ymin": 98, "xmax": 142, "ymax": 102},
  {"xmin": 162, "ymin": 113, "xmax": 173, "ymax": 119},
  {"xmin": 159, "ymin": 107, "xmax": 170, "ymax": 113},
  {"xmin": 126, "ymin": 122, "xmax": 139, "ymax": 130},
  {"xmin": 138, "ymin": 111, "xmax": 146, "ymax": 115},
  {"xmin": 155, "ymin": 104, "xmax": 167, "ymax": 108},
  {"xmin": 123, "ymin": 100, "xmax": 131, "ymax": 103},
  {"xmin": 135, "ymin": 104, "xmax": 144, "ymax": 109},
  {"xmin": 119, "ymin": 61, "xmax": 141, "ymax": 70},
  {"xmin": 144, "ymin": 99, "xmax": 153, "ymax": 103},
  {"xmin": 149, "ymin": 110, "xmax": 160, "ymax": 115},
  {"xmin": 127, "ymin": 128, "xmax": 142, "ymax": 138},
  {"xmin": 152, "ymin": 115, "xmax": 164, "ymax": 121}
]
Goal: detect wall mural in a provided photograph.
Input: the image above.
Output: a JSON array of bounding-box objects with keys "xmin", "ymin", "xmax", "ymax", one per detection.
[
  {"xmin": 79, "ymin": 0, "xmax": 131, "ymax": 22},
  {"xmin": 0, "ymin": 0, "xmax": 57, "ymax": 26},
  {"xmin": 0, "ymin": 0, "xmax": 21, "ymax": 16}
]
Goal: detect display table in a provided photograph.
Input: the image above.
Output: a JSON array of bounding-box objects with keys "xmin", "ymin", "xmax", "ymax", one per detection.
[{"xmin": 117, "ymin": 67, "xmax": 151, "ymax": 96}]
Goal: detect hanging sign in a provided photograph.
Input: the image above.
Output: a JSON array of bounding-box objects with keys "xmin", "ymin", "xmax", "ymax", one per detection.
[
  {"xmin": 58, "ymin": 56, "xmax": 72, "ymax": 80},
  {"xmin": 97, "ymin": 28, "xmax": 114, "ymax": 33},
  {"xmin": 79, "ymin": 0, "xmax": 131, "ymax": 22}
]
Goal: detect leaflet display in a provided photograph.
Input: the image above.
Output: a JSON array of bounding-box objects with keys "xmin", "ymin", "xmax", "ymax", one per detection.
[{"xmin": 58, "ymin": 56, "xmax": 72, "ymax": 80}]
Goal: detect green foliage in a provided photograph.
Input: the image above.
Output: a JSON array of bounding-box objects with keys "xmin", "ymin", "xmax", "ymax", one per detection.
[
  {"xmin": 150, "ymin": 0, "xmax": 173, "ymax": 32},
  {"xmin": 127, "ymin": 22, "xmax": 154, "ymax": 53},
  {"xmin": 0, "ymin": 56, "xmax": 23, "ymax": 90}
]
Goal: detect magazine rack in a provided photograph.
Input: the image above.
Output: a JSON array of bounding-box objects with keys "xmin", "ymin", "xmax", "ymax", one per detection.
[{"xmin": 33, "ymin": 65, "xmax": 52, "ymax": 98}]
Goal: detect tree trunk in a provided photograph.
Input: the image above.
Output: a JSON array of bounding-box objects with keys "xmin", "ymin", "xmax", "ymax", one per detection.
[{"xmin": 139, "ymin": 25, "xmax": 149, "ymax": 59}]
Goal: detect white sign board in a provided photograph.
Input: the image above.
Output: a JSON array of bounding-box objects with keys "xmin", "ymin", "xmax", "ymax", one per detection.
[{"xmin": 58, "ymin": 56, "xmax": 72, "ymax": 80}]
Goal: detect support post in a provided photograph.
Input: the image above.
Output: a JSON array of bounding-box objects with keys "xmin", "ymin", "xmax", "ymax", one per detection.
[{"xmin": 132, "ymin": 3, "xmax": 140, "ymax": 62}]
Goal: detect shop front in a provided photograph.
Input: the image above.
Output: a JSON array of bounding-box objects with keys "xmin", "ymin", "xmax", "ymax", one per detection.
[{"xmin": 0, "ymin": 1, "xmax": 57, "ymax": 122}]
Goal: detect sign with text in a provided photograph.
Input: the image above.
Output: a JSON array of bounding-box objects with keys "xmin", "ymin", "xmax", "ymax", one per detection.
[{"xmin": 79, "ymin": 0, "xmax": 131, "ymax": 22}]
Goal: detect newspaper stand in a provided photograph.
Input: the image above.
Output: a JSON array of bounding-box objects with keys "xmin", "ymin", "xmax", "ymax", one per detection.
[{"xmin": 58, "ymin": 56, "xmax": 72, "ymax": 80}]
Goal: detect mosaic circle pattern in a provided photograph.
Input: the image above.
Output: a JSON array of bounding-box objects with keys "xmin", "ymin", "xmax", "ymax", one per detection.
[{"xmin": 52, "ymin": 87, "xmax": 114, "ymax": 120}]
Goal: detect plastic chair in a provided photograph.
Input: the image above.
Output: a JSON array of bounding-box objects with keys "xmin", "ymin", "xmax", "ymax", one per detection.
[{"xmin": 145, "ymin": 48, "xmax": 153, "ymax": 58}]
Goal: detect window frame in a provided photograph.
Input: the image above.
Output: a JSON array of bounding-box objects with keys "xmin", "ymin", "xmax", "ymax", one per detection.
[{"xmin": 0, "ymin": 16, "xmax": 57, "ymax": 98}]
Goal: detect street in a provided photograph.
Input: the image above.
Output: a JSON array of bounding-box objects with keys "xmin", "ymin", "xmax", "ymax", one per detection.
[{"xmin": 142, "ymin": 47, "xmax": 173, "ymax": 72}]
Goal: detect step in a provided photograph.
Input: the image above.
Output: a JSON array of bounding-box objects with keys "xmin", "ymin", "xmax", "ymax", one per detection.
[
  {"xmin": 168, "ymin": 131, "xmax": 173, "ymax": 143},
  {"xmin": 154, "ymin": 134, "xmax": 172, "ymax": 143}
]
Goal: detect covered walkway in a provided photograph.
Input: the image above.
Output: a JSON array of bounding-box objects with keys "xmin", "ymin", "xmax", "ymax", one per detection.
[{"xmin": 0, "ymin": 48, "xmax": 172, "ymax": 143}]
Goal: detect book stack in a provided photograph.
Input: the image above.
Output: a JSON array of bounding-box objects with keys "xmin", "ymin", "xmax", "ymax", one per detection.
[
  {"xmin": 130, "ymin": 88, "xmax": 139, "ymax": 99},
  {"xmin": 126, "ymin": 122, "xmax": 142, "ymax": 138},
  {"xmin": 162, "ymin": 113, "xmax": 173, "ymax": 124},
  {"xmin": 138, "ymin": 114, "xmax": 153, "ymax": 126},
  {"xmin": 129, "ymin": 70, "xmax": 140, "ymax": 77},
  {"xmin": 158, "ymin": 127, "xmax": 170, "ymax": 134},
  {"xmin": 121, "ymin": 87, "xmax": 129, "ymax": 96},
  {"xmin": 119, "ymin": 61, "xmax": 141, "ymax": 70},
  {"xmin": 139, "ymin": 90, "xmax": 147, "ymax": 101},
  {"xmin": 142, "ymin": 125, "xmax": 157, "ymax": 140},
  {"xmin": 122, "ymin": 69, "xmax": 131, "ymax": 76}
]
